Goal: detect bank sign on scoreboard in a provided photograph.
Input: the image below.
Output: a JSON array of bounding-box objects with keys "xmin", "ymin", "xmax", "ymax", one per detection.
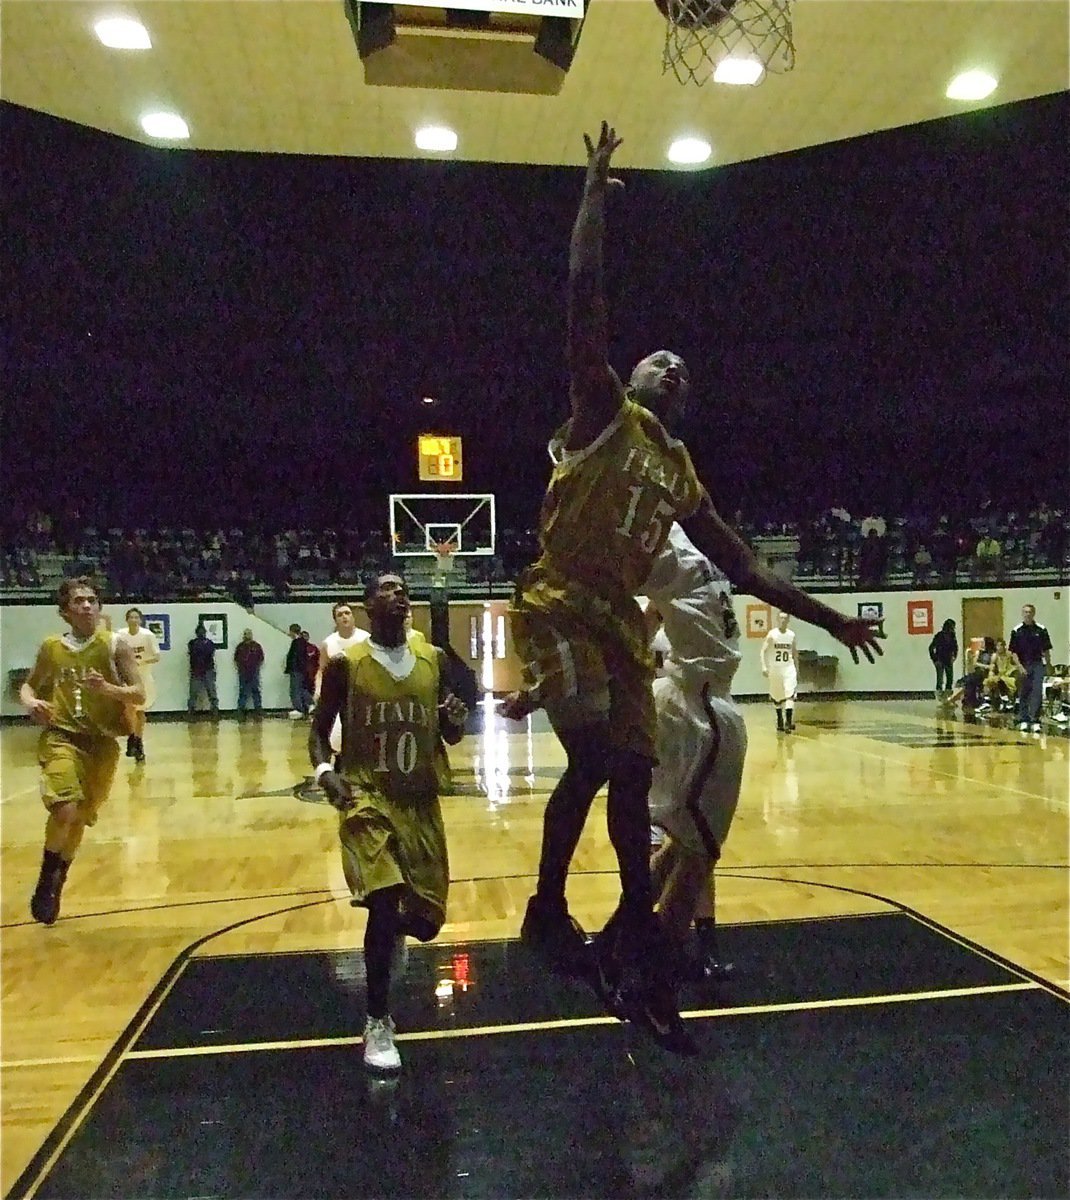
[
  {"xmin": 363, "ymin": 0, "xmax": 582, "ymax": 13},
  {"xmin": 418, "ymin": 435, "xmax": 463, "ymax": 482}
]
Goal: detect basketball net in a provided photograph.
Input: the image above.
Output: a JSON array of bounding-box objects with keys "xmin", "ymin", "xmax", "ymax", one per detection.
[
  {"xmin": 431, "ymin": 541, "xmax": 457, "ymax": 588},
  {"xmin": 660, "ymin": 0, "xmax": 795, "ymax": 87}
]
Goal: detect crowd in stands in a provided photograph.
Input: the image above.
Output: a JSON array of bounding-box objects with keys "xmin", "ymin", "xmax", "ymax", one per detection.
[{"xmin": 2, "ymin": 503, "xmax": 1066, "ymax": 600}]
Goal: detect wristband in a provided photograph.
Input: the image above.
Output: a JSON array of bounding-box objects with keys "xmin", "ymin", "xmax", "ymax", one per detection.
[{"xmin": 314, "ymin": 762, "xmax": 334, "ymax": 782}]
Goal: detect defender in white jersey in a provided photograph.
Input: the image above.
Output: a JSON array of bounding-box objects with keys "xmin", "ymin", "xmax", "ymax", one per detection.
[
  {"xmin": 114, "ymin": 607, "xmax": 160, "ymax": 763},
  {"xmin": 761, "ymin": 613, "xmax": 799, "ymax": 732},
  {"xmin": 643, "ymin": 522, "xmax": 747, "ymax": 981},
  {"xmin": 318, "ymin": 602, "xmax": 370, "ymax": 755}
]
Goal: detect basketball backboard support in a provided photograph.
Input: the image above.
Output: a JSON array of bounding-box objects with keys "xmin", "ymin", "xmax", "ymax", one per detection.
[{"xmin": 389, "ymin": 493, "xmax": 496, "ymax": 557}]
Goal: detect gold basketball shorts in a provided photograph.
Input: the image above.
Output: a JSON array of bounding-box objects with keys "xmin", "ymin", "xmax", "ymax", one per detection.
[
  {"xmin": 37, "ymin": 728, "xmax": 120, "ymax": 827},
  {"xmin": 338, "ymin": 789, "xmax": 449, "ymax": 940}
]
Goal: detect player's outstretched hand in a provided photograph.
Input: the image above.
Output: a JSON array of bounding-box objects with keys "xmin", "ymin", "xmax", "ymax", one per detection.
[
  {"xmin": 318, "ymin": 770, "xmax": 353, "ymax": 813},
  {"xmin": 832, "ymin": 617, "xmax": 886, "ymax": 665},
  {"xmin": 497, "ymin": 690, "xmax": 539, "ymax": 722},
  {"xmin": 25, "ymin": 697, "xmax": 53, "ymax": 726},
  {"xmin": 583, "ymin": 121, "xmax": 624, "ymax": 192},
  {"xmin": 439, "ymin": 693, "xmax": 468, "ymax": 728}
]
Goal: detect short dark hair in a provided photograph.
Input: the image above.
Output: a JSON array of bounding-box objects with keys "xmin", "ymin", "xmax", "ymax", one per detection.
[
  {"xmin": 332, "ymin": 601, "xmax": 353, "ymax": 619},
  {"xmin": 288, "ymin": 623, "xmax": 301, "ymax": 634},
  {"xmin": 126, "ymin": 607, "xmax": 143, "ymax": 620},
  {"xmin": 56, "ymin": 576, "xmax": 97, "ymax": 611}
]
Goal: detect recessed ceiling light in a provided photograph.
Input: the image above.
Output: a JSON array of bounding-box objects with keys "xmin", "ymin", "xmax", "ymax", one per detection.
[
  {"xmin": 946, "ymin": 70, "xmax": 998, "ymax": 101},
  {"xmin": 415, "ymin": 126, "xmax": 458, "ymax": 153},
  {"xmin": 667, "ymin": 137, "xmax": 712, "ymax": 166},
  {"xmin": 94, "ymin": 17, "xmax": 151, "ymax": 50},
  {"xmin": 140, "ymin": 112, "xmax": 190, "ymax": 140},
  {"xmin": 713, "ymin": 57, "xmax": 763, "ymax": 86}
]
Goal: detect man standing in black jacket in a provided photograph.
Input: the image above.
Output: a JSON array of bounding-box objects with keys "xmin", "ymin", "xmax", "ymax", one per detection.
[{"xmin": 187, "ymin": 625, "xmax": 218, "ymax": 715}]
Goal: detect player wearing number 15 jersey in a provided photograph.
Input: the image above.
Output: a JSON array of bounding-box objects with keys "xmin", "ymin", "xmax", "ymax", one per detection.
[
  {"xmin": 501, "ymin": 122, "xmax": 884, "ymax": 1055},
  {"xmin": 310, "ymin": 573, "xmax": 468, "ymax": 1074}
]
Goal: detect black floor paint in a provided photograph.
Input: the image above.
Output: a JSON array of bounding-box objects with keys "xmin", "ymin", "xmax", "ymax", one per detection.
[{"xmin": 19, "ymin": 917, "xmax": 1069, "ymax": 1200}]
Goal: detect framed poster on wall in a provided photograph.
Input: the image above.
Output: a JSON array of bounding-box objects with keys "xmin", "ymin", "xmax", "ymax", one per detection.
[
  {"xmin": 858, "ymin": 601, "xmax": 885, "ymax": 638},
  {"xmin": 746, "ymin": 603, "xmax": 772, "ymax": 639},
  {"xmin": 907, "ymin": 599, "xmax": 933, "ymax": 636},
  {"xmin": 142, "ymin": 613, "xmax": 171, "ymax": 652},
  {"xmin": 198, "ymin": 613, "xmax": 228, "ymax": 650}
]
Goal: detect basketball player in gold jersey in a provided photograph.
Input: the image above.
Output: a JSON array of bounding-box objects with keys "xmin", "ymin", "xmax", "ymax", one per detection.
[
  {"xmin": 20, "ymin": 577, "xmax": 145, "ymax": 925},
  {"xmin": 310, "ymin": 573, "xmax": 468, "ymax": 1073},
  {"xmin": 502, "ymin": 123, "xmax": 883, "ymax": 1051}
]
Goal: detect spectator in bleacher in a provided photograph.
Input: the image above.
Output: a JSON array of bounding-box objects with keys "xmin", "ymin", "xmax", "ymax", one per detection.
[
  {"xmin": 1009, "ymin": 604, "xmax": 1053, "ymax": 732},
  {"xmin": 911, "ymin": 544, "xmax": 933, "ymax": 586},
  {"xmin": 857, "ymin": 528, "xmax": 888, "ymax": 587},
  {"xmin": 187, "ymin": 624, "xmax": 219, "ymax": 716},
  {"xmin": 929, "ymin": 619, "xmax": 958, "ymax": 700},
  {"xmin": 974, "ymin": 532, "xmax": 1002, "ymax": 580}
]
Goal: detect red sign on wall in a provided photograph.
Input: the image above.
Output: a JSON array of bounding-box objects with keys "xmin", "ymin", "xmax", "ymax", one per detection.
[{"xmin": 907, "ymin": 599, "xmax": 934, "ymax": 636}]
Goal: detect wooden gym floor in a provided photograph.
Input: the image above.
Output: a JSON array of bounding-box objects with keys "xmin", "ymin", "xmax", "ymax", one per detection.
[{"xmin": 1, "ymin": 699, "xmax": 1067, "ymax": 1198}]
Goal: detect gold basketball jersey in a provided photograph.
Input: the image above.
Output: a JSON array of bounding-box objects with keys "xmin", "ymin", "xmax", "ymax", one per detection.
[
  {"xmin": 337, "ymin": 640, "xmax": 444, "ymax": 802},
  {"xmin": 28, "ymin": 631, "xmax": 128, "ymax": 738},
  {"xmin": 538, "ymin": 397, "xmax": 702, "ymax": 598}
]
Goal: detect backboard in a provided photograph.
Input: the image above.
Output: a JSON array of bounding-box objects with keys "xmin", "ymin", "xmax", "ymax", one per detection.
[{"xmin": 389, "ymin": 493, "xmax": 496, "ymax": 557}]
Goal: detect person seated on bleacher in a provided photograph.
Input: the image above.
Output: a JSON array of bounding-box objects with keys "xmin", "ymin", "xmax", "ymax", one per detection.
[
  {"xmin": 946, "ymin": 637, "xmax": 996, "ymax": 716},
  {"xmin": 980, "ymin": 639, "xmax": 1018, "ymax": 713},
  {"xmin": 1044, "ymin": 664, "xmax": 1069, "ymax": 725}
]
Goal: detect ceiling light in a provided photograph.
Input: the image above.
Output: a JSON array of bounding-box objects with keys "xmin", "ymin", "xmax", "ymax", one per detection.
[
  {"xmin": 415, "ymin": 126, "xmax": 458, "ymax": 153},
  {"xmin": 713, "ymin": 57, "xmax": 764, "ymax": 86},
  {"xmin": 140, "ymin": 112, "xmax": 190, "ymax": 140},
  {"xmin": 94, "ymin": 17, "xmax": 151, "ymax": 50},
  {"xmin": 946, "ymin": 70, "xmax": 998, "ymax": 101},
  {"xmin": 667, "ymin": 137, "xmax": 712, "ymax": 166}
]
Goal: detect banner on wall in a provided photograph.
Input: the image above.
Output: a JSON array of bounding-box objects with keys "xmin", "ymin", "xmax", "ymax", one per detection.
[{"xmin": 907, "ymin": 599, "xmax": 934, "ymax": 635}]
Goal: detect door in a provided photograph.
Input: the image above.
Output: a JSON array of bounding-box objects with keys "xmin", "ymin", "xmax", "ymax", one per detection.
[{"xmin": 961, "ymin": 596, "xmax": 1004, "ymax": 667}]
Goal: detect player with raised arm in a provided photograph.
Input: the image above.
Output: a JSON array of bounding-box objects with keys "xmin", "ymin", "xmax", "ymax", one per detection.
[
  {"xmin": 19, "ymin": 578, "xmax": 145, "ymax": 925},
  {"xmin": 501, "ymin": 122, "xmax": 883, "ymax": 1052},
  {"xmin": 310, "ymin": 573, "xmax": 468, "ymax": 1074}
]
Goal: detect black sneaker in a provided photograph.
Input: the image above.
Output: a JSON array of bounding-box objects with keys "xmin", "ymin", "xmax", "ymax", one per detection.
[
  {"xmin": 30, "ymin": 879, "xmax": 62, "ymax": 926},
  {"xmin": 626, "ymin": 974, "xmax": 696, "ymax": 1056},
  {"xmin": 589, "ymin": 924, "xmax": 628, "ymax": 1020},
  {"xmin": 520, "ymin": 895, "xmax": 590, "ymax": 977},
  {"xmin": 125, "ymin": 735, "xmax": 136, "ymax": 758}
]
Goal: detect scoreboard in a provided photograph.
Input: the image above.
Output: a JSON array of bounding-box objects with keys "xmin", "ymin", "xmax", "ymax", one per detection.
[{"xmin": 418, "ymin": 435, "xmax": 463, "ymax": 482}]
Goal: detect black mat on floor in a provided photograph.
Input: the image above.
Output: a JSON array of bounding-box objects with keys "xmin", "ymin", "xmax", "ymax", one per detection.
[
  {"xmin": 132, "ymin": 913, "xmax": 1021, "ymax": 1051},
  {"xmin": 32, "ymin": 987, "xmax": 1069, "ymax": 1200}
]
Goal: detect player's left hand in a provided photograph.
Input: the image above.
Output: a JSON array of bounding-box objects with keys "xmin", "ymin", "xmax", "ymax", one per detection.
[
  {"xmin": 439, "ymin": 693, "xmax": 468, "ymax": 727},
  {"xmin": 832, "ymin": 617, "xmax": 885, "ymax": 664}
]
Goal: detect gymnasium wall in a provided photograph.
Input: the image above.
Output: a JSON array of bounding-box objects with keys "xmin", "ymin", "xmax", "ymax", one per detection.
[{"xmin": 1, "ymin": 585, "xmax": 1066, "ymax": 716}]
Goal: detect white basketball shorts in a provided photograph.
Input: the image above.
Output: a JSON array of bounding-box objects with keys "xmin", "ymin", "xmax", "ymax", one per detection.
[
  {"xmin": 648, "ymin": 676, "xmax": 747, "ymax": 860},
  {"xmin": 767, "ymin": 667, "xmax": 798, "ymax": 704}
]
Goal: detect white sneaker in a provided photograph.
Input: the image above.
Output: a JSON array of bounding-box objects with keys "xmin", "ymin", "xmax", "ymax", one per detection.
[
  {"xmin": 363, "ymin": 1015, "xmax": 401, "ymax": 1073},
  {"xmin": 1031, "ymin": 723, "xmax": 1042, "ymax": 733},
  {"xmin": 1018, "ymin": 722, "xmax": 1029, "ymax": 732},
  {"xmin": 1054, "ymin": 711, "xmax": 1069, "ymax": 724},
  {"xmin": 288, "ymin": 710, "xmax": 302, "ymax": 720}
]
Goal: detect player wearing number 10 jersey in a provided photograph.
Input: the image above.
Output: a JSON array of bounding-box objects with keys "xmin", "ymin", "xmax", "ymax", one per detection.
[{"xmin": 310, "ymin": 573, "xmax": 468, "ymax": 1074}]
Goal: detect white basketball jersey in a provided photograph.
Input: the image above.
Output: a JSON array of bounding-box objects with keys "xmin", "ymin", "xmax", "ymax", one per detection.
[
  {"xmin": 642, "ymin": 523, "xmax": 741, "ymax": 698},
  {"xmin": 114, "ymin": 627, "xmax": 159, "ymax": 677},
  {"xmin": 324, "ymin": 628, "xmax": 369, "ymax": 660},
  {"xmin": 763, "ymin": 628, "xmax": 796, "ymax": 672}
]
